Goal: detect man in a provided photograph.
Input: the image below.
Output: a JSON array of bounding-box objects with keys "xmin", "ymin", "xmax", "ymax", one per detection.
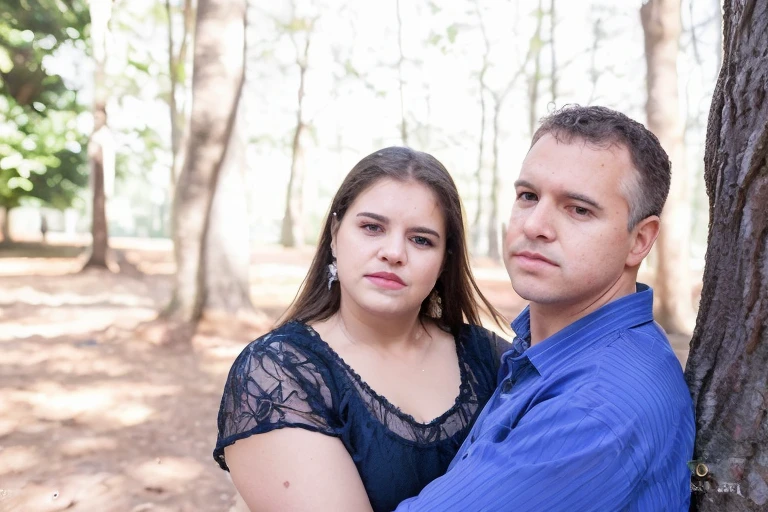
[{"xmin": 396, "ymin": 105, "xmax": 695, "ymax": 511}]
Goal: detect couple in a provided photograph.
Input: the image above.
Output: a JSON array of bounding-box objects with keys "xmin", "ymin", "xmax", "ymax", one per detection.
[{"xmin": 214, "ymin": 105, "xmax": 695, "ymax": 511}]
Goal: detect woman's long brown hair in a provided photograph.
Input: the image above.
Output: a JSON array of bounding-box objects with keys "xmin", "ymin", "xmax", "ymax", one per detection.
[{"xmin": 278, "ymin": 146, "xmax": 506, "ymax": 338}]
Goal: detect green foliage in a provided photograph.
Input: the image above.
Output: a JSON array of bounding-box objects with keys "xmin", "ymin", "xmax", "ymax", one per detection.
[{"xmin": 0, "ymin": 0, "xmax": 89, "ymax": 210}]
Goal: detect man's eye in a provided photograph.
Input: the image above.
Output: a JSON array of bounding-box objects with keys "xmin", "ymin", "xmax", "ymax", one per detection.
[
  {"xmin": 518, "ymin": 192, "xmax": 537, "ymax": 201},
  {"xmin": 572, "ymin": 206, "xmax": 591, "ymax": 216}
]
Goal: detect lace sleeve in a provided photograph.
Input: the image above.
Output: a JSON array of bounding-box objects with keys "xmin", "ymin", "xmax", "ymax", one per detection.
[{"xmin": 214, "ymin": 332, "xmax": 339, "ymax": 470}]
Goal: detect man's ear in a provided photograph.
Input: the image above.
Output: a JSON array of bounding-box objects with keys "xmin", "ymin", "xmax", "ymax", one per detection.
[{"xmin": 626, "ymin": 215, "xmax": 660, "ymax": 267}]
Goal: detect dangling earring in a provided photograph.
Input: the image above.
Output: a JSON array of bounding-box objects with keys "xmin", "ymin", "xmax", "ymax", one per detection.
[
  {"xmin": 327, "ymin": 260, "xmax": 338, "ymax": 290},
  {"xmin": 428, "ymin": 289, "xmax": 443, "ymax": 318}
]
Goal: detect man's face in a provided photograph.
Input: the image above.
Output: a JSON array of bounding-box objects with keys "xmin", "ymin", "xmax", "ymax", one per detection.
[{"xmin": 503, "ymin": 133, "xmax": 642, "ymax": 312}]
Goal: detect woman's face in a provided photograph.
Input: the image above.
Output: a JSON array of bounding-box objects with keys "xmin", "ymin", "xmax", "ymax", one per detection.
[{"xmin": 332, "ymin": 178, "xmax": 447, "ymax": 320}]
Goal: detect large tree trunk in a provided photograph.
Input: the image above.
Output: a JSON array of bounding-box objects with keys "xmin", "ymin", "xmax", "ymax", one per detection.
[
  {"xmin": 203, "ymin": 104, "xmax": 252, "ymax": 313},
  {"xmin": 167, "ymin": 0, "xmax": 246, "ymax": 324},
  {"xmin": 685, "ymin": 1, "xmax": 768, "ymax": 510},
  {"xmin": 641, "ymin": 0, "xmax": 695, "ymax": 334},
  {"xmin": 83, "ymin": 0, "xmax": 113, "ymax": 270}
]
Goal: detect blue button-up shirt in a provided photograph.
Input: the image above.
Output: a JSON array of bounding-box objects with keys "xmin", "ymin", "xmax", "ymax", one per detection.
[{"xmin": 396, "ymin": 284, "xmax": 694, "ymax": 511}]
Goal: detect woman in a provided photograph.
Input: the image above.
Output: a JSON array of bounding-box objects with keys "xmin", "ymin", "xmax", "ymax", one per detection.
[{"xmin": 214, "ymin": 147, "xmax": 510, "ymax": 512}]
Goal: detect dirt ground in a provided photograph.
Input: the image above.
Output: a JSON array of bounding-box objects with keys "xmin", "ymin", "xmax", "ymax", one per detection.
[{"xmin": 0, "ymin": 238, "xmax": 691, "ymax": 512}]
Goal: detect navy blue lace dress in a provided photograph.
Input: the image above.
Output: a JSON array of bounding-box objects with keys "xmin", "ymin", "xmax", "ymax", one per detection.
[{"xmin": 214, "ymin": 321, "xmax": 509, "ymax": 512}]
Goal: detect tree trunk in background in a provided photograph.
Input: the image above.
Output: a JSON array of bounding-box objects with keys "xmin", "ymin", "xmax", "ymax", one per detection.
[
  {"xmin": 83, "ymin": 0, "xmax": 113, "ymax": 270},
  {"xmin": 84, "ymin": 102, "xmax": 109, "ymax": 269},
  {"xmin": 165, "ymin": 0, "xmax": 194, "ymax": 188},
  {"xmin": 1, "ymin": 206, "xmax": 12, "ymax": 243},
  {"xmin": 280, "ymin": 24, "xmax": 312, "ymax": 248},
  {"xmin": 527, "ymin": 0, "xmax": 544, "ymax": 137},
  {"xmin": 549, "ymin": 0, "xmax": 557, "ymax": 103},
  {"xmin": 396, "ymin": 0, "xmax": 408, "ymax": 145},
  {"xmin": 167, "ymin": 0, "xmax": 246, "ymax": 325},
  {"xmin": 685, "ymin": 1, "xmax": 768, "ymax": 509},
  {"xmin": 204, "ymin": 104, "xmax": 253, "ymax": 313},
  {"xmin": 486, "ymin": 97, "xmax": 502, "ymax": 261},
  {"xmin": 471, "ymin": 0, "xmax": 490, "ymax": 254},
  {"xmin": 641, "ymin": 0, "xmax": 695, "ymax": 334}
]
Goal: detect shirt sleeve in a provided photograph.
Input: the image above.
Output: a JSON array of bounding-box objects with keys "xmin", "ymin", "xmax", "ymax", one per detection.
[
  {"xmin": 395, "ymin": 393, "xmax": 641, "ymax": 511},
  {"xmin": 213, "ymin": 333, "xmax": 340, "ymax": 470}
]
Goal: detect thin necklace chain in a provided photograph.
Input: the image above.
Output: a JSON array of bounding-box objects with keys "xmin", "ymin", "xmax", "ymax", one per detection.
[{"xmin": 336, "ymin": 315, "xmax": 435, "ymax": 372}]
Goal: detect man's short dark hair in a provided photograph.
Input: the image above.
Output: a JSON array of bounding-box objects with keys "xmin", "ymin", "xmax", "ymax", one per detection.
[{"xmin": 531, "ymin": 105, "xmax": 671, "ymax": 230}]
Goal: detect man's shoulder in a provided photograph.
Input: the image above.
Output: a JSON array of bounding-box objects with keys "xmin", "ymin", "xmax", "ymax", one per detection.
[{"xmin": 580, "ymin": 323, "xmax": 691, "ymax": 421}]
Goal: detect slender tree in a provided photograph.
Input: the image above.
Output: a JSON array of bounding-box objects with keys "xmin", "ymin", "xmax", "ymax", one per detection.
[
  {"xmin": 527, "ymin": 0, "xmax": 544, "ymax": 137},
  {"xmin": 280, "ymin": 10, "xmax": 315, "ymax": 249},
  {"xmin": 549, "ymin": 0, "xmax": 557, "ymax": 103},
  {"xmin": 395, "ymin": 0, "xmax": 408, "ymax": 145},
  {"xmin": 165, "ymin": 0, "xmax": 194, "ymax": 188},
  {"xmin": 471, "ymin": 0, "xmax": 490, "ymax": 254},
  {"xmin": 83, "ymin": 0, "xmax": 114, "ymax": 269},
  {"xmin": 685, "ymin": 1, "xmax": 768, "ymax": 510},
  {"xmin": 641, "ymin": 0, "xmax": 696, "ymax": 334}
]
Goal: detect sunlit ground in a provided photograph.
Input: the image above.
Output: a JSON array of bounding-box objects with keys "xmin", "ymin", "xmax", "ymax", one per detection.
[{"xmin": 0, "ymin": 237, "xmax": 690, "ymax": 511}]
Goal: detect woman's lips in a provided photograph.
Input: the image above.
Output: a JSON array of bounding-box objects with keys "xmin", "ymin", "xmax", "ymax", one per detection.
[{"xmin": 365, "ymin": 272, "xmax": 406, "ymax": 289}]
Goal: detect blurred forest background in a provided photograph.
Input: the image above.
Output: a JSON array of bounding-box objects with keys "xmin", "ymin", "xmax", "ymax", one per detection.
[{"xmin": 0, "ymin": 0, "xmax": 743, "ymax": 510}]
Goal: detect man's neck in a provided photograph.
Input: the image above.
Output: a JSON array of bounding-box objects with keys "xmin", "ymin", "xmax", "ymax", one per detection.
[{"xmin": 528, "ymin": 279, "xmax": 638, "ymax": 345}]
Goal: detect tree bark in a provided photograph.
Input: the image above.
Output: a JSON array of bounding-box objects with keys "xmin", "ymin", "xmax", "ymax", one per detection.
[
  {"xmin": 685, "ymin": 1, "xmax": 768, "ymax": 510},
  {"xmin": 641, "ymin": 0, "xmax": 696, "ymax": 334},
  {"xmin": 167, "ymin": 0, "xmax": 247, "ymax": 324},
  {"xmin": 280, "ymin": 24, "xmax": 312, "ymax": 248},
  {"xmin": 83, "ymin": 0, "xmax": 113, "ymax": 270}
]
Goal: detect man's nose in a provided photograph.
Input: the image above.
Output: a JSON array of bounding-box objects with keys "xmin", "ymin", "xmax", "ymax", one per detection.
[{"xmin": 521, "ymin": 202, "xmax": 556, "ymax": 241}]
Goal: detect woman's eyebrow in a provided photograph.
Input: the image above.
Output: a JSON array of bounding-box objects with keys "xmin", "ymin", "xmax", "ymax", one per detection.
[
  {"xmin": 357, "ymin": 212, "xmax": 388, "ymax": 223},
  {"xmin": 409, "ymin": 226, "xmax": 441, "ymax": 238}
]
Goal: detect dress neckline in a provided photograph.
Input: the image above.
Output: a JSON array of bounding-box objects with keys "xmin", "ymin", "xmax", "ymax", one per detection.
[{"xmin": 294, "ymin": 321, "xmax": 471, "ymax": 428}]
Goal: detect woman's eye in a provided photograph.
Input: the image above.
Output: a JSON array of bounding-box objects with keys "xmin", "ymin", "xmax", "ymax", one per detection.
[
  {"xmin": 362, "ymin": 224, "xmax": 382, "ymax": 233},
  {"xmin": 412, "ymin": 236, "xmax": 433, "ymax": 247}
]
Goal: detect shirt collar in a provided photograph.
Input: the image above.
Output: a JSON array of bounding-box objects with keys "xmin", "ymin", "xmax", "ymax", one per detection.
[{"xmin": 506, "ymin": 283, "xmax": 655, "ymax": 378}]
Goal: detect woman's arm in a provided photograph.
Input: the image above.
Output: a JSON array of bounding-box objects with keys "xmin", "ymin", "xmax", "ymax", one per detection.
[{"xmin": 225, "ymin": 428, "xmax": 374, "ymax": 512}]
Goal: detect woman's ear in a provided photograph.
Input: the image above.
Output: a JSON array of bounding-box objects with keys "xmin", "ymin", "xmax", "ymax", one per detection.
[{"xmin": 330, "ymin": 213, "xmax": 340, "ymax": 258}]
